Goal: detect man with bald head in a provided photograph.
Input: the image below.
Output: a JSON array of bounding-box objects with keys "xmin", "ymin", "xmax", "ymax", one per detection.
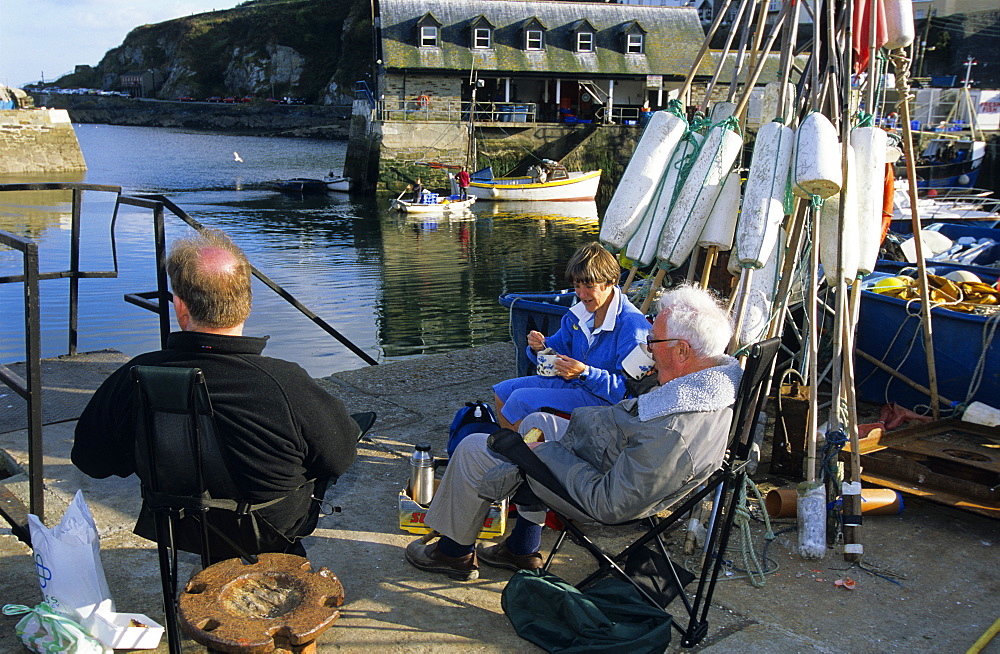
[{"xmin": 73, "ymin": 229, "xmax": 359, "ymax": 558}]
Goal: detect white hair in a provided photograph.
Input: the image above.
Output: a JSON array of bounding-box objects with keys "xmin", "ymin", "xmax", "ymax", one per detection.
[{"xmin": 656, "ymin": 284, "xmax": 733, "ymax": 358}]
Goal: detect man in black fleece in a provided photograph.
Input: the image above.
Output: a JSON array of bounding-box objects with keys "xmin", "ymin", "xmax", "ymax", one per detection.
[{"xmin": 72, "ymin": 228, "xmax": 358, "ymax": 558}]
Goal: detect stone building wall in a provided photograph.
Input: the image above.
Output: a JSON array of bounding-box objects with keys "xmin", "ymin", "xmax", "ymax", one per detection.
[
  {"xmin": 0, "ymin": 110, "xmax": 87, "ymax": 175},
  {"xmin": 383, "ymin": 74, "xmax": 462, "ymax": 105}
]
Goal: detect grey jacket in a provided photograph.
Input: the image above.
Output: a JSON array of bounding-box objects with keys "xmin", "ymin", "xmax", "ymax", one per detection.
[{"xmin": 479, "ymin": 356, "xmax": 743, "ymax": 523}]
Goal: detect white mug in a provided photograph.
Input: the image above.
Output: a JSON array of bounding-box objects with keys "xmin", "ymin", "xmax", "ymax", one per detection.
[
  {"xmin": 536, "ymin": 350, "xmax": 559, "ymax": 376},
  {"xmin": 622, "ymin": 343, "xmax": 655, "ymax": 380}
]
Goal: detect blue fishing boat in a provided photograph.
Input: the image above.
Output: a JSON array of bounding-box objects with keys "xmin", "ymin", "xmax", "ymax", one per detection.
[{"xmin": 855, "ymin": 260, "xmax": 999, "ymax": 411}]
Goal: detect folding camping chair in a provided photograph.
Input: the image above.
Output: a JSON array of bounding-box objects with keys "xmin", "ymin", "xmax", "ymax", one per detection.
[
  {"xmin": 488, "ymin": 337, "xmax": 780, "ymax": 648},
  {"xmin": 131, "ymin": 366, "xmax": 375, "ymax": 653}
]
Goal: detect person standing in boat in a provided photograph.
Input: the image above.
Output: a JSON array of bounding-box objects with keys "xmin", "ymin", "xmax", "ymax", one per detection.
[
  {"xmin": 410, "ymin": 177, "xmax": 424, "ymax": 202},
  {"xmin": 493, "ymin": 242, "xmax": 651, "ymax": 430},
  {"xmin": 457, "ymin": 168, "xmax": 471, "ymax": 200}
]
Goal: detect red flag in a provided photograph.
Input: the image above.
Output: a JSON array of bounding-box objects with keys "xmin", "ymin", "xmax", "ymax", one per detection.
[{"xmin": 853, "ymin": 0, "xmax": 889, "ymax": 74}]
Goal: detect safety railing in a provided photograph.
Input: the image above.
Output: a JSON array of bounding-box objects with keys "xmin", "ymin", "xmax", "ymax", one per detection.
[
  {"xmin": 379, "ymin": 99, "xmax": 537, "ymax": 123},
  {"xmin": 0, "ymin": 183, "xmax": 377, "ymax": 542},
  {"xmin": 0, "ymin": 183, "xmax": 122, "ymax": 536}
]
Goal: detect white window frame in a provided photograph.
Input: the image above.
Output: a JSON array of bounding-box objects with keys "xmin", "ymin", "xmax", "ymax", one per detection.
[
  {"xmin": 577, "ymin": 32, "xmax": 594, "ymax": 53},
  {"xmin": 474, "ymin": 28, "xmax": 491, "ymax": 49},
  {"xmin": 526, "ymin": 30, "xmax": 543, "ymax": 51},
  {"xmin": 626, "ymin": 33, "xmax": 644, "ymax": 54},
  {"xmin": 420, "ymin": 25, "xmax": 438, "ymax": 47}
]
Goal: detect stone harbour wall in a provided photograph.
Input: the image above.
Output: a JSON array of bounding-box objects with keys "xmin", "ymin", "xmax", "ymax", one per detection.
[{"xmin": 0, "ymin": 109, "xmax": 87, "ymax": 175}]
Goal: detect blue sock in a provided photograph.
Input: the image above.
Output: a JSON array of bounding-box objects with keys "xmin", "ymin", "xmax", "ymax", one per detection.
[
  {"xmin": 437, "ymin": 535, "xmax": 474, "ymax": 558},
  {"xmin": 505, "ymin": 516, "xmax": 542, "ymax": 555}
]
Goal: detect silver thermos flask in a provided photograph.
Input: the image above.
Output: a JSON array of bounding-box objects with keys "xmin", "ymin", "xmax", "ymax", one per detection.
[{"xmin": 410, "ymin": 442, "xmax": 435, "ymax": 505}]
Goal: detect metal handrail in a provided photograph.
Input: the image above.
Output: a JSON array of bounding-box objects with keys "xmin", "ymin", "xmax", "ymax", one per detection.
[
  {"xmin": 123, "ymin": 194, "xmax": 379, "ymax": 366},
  {"xmin": 378, "ymin": 99, "xmax": 537, "ymax": 123},
  {"xmin": 0, "ymin": 229, "xmax": 41, "ymax": 541},
  {"xmin": 0, "ymin": 183, "xmax": 378, "ymax": 541}
]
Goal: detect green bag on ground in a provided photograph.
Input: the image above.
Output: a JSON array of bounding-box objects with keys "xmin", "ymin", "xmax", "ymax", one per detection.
[{"xmin": 500, "ymin": 569, "xmax": 672, "ymax": 654}]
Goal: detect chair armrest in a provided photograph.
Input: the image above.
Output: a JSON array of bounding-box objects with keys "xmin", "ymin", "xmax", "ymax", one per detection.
[{"xmin": 486, "ymin": 428, "xmax": 588, "ymax": 517}]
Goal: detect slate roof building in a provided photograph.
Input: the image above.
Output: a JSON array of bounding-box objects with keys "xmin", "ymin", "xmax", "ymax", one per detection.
[{"xmin": 374, "ymin": 0, "xmax": 711, "ymax": 124}]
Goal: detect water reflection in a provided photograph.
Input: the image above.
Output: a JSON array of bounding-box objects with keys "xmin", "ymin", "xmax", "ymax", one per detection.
[
  {"xmin": 0, "ymin": 126, "xmax": 600, "ymax": 377},
  {"xmin": 476, "ymin": 200, "xmax": 600, "ymax": 223}
]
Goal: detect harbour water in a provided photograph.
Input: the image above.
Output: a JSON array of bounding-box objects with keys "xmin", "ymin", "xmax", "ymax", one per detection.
[{"xmin": 0, "ymin": 125, "xmax": 599, "ymax": 377}]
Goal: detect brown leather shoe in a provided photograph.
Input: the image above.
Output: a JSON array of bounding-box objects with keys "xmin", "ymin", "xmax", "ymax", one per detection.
[
  {"xmin": 477, "ymin": 540, "xmax": 543, "ymax": 571},
  {"xmin": 405, "ymin": 534, "xmax": 479, "ymax": 581}
]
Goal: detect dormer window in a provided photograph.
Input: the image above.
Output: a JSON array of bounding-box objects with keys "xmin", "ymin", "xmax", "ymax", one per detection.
[
  {"xmin": 416, "ymin": 13, "xmax": 442, "ymax": 48},
  {"xmin": 620, "ymin": 20, "xmax": 647, "ymax": 55},
  {"xmin": 421, "ymin": 26, "xmax": 439, "ymax": 47},
  {"xmin": 520, "ymin": 18, "xmax": 547, "ymax": 52},
  {"xmin": 570, "ymin": 19, "xmax": 597, "ymax": 54},
  {"xmin": 470, "ymin": 16, "xmax": 494, "ymax": 50},
  {"xmin": 474, "ymin": 28, "xmax": 491, "ymax": 49}
]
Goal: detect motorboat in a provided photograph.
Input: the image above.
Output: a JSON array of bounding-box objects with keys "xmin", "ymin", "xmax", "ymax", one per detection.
[
  {"xmin": 455, "ymin": 161, "xmax": 602, "ymax": 202},
  {"xmin": 896, "ymin": 137, "xmax": 986, "ymax": 189},
  {"xmin": 324, "ymin": 174, "xmax": 351, "ymax": 192},
  {"xmin": 891, "ymin": 182, "xmax": 1000, "ymax": 229},
  {"xmin": 269, "ymin": 178, "xmax": 328, "ymax": 194},
  {"xmin": 391, "ymin": 192, "xmax": 476, "ymax": 214}
]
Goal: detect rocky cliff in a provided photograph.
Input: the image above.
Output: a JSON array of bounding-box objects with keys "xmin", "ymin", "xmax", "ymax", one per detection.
[{"xmin": 57, "ymin": 0, "xmax": 371, "ymax": 106}]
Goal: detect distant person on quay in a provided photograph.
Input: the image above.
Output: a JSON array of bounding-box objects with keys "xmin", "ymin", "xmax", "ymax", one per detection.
[
  {"xmin": 72, "ymin": 228, "xmax": 360, "ymax": 559},
  {"xmin": 493, "ymin": 242, "xmax": 651, "ymax": 430}
]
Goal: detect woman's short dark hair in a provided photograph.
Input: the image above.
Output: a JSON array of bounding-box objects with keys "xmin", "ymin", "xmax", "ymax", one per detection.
[{"xmin": 565, "ymin": 242, "xmax": 619, "ymax": 286}]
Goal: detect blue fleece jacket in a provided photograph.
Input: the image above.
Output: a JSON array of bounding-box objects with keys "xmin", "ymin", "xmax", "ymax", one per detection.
[{"xmin": 526, "ymin": 287, "xmax": 651, "ymax": 405}]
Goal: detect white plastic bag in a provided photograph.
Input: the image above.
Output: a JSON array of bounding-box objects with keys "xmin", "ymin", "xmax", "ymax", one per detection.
[
  {"xmin": 28, "ymin": 490, "xmax": 114, "ymax": 621},
  {"xmin": 2, "ymin": 602, "xmax": 111, "ymax": 654}
]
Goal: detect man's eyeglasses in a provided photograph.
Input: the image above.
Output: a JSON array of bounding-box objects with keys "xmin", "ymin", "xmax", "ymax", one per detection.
[{"xmin": 646, "ymin": 336, "xmax": 684, "ymax": 347}]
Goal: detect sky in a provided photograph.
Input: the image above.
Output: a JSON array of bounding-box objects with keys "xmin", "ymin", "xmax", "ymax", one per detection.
[{"xmin": 0, "ymin": 0, "xmax": 244, "ymax": 88}]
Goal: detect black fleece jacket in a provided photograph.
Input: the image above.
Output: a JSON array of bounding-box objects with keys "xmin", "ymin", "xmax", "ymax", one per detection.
[{"xmin": 72, "ymin": 331, "xmax": 358, "ymax": 544}]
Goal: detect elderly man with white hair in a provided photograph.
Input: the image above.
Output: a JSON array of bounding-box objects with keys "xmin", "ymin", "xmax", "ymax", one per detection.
[{"xmin": 406, "ymin": 284, "xmax": 742, "ymax": 581}]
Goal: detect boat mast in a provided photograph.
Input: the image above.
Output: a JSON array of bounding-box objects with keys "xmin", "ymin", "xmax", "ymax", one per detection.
[{"xmin": 466, "ymin": 61, "xmax": 478, "ymax": 171}]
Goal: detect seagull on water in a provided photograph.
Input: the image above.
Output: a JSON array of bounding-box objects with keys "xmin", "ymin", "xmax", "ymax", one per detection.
[{"xmin": 233, "ymin": 152, "xmax": 244, "ymax": 163}]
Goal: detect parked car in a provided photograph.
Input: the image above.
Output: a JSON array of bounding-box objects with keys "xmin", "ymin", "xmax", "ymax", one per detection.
[
  {"xmin": 177, "ymin": 95, "xmax": 196, "ymax": 102},
  {"xmin": 222, "ymin": 97, "xmax": 237, "ymax": 103},
  {"xmin": 241, "ymin": 96, "xmax": 254, "ymax": 103},
  {"xmin": 265, "ymin": 97, "xmax": 281, "ymax": 104},
  {"xmin": 206, "ymin": 96, "xmax": 222, "ymax": 103}
]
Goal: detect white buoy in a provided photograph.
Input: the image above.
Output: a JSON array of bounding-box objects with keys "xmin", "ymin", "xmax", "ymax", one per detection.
[
  {"xmin": 736, "ymin": 120, "xmax": 794, "ymax": 268},
  {"xmin": 710, "ymin": 101, "xmax": 736, "ymax": 124},
  {"xmin": 820, "ymin": 145, "xmax": 860, "ymax": 284},
  {"xmin": 760, "ymin": 81, "xmax": 795, "ymax": 124},
  {"xmin": 625, "ymin": 133, "xmax": 704, "ymax": 266},
  {"xmin": 792, "ymin": 112, "xmax": 842, "ymax": 199},
  {"xmin": 600, "ymin": 111, "xmax": 688, "ymax": 251},
  {"xmin": 657, "ymin": 124, "xmax": 743, "ymax": 269},
  {"xmin": 737, "ymin": 226, "xmax": 785, "ymax": 347},
  {"xmin": 698, "ymin": 172, "xmax": 742, "ymax": 252},
  {"xmin": 962, "ymin": 401, "xmax": 1000, "ymax": 428},
  {"xmin": 884, "ymin": 0, "xmax": 916, "ymax": 50},
  {"xmin": 851, "ymin": 126, "xmax": 889, "ymax": 275}
]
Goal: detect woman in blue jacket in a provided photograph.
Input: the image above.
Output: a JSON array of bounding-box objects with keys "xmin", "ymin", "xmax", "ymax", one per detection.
[{"xmin": 494, "ymin": 242, "xmax": 651, "ymax": 429}]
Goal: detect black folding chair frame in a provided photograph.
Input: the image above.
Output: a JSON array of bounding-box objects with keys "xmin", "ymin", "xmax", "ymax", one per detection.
[{"xmin": 491, "ymin": 338, "xmax": 780, "ymax": 648}]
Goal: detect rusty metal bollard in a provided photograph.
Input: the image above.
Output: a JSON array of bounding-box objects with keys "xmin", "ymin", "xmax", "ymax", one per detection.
[{"xmin": 178, "ymin": 553, "xmax": 344, "ymax": 653}]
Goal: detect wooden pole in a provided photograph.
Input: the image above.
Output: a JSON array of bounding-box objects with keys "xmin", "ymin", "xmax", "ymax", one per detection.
[
  {"xmin": 640, "ymin": 267, "xmax": 667, "ymax": 314},
  {"xmin": 891, "ymin": 50, "xmax": 942, "ymax": 419},
  {"xmin": 700, "ymin": 245, "xmax": 719, "ymax": 290}
]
